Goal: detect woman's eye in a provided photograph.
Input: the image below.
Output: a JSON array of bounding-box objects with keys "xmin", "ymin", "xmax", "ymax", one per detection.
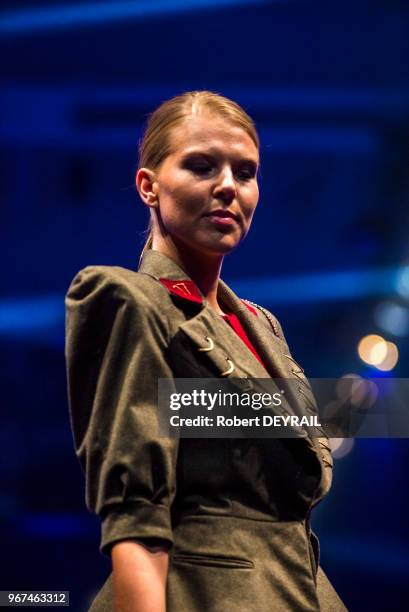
[
  {"xmin": 189, "ymin": 163, "xmax": 212, "ymax": 175},
  {"xmin": 184, "ymin": 158, "xmax": 257, "ymax": 180},
  {"xmin": 236, "ymin": 167, "xmax": 256, "ymax": 181}
]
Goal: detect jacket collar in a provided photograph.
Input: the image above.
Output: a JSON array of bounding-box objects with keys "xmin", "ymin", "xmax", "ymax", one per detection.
[
  {"xmin": 137, "ymin": 250, "xmax": 326, "ymax": 453},
  {"xmin": 138, "ymin": 249, "xmax": 257, "ymax": 313},
  {"xmin": 138, "ymin": 248, "xmax": 197, "ymax": 282},
  {"xmin": 138, "ymin": 249, "xmax": 302, "ymax": 385}
]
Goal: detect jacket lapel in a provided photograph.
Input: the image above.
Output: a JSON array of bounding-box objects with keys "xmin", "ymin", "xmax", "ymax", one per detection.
[
  {"xmin": 179, "ymin": 307, "xmax": 272, "ymax": 379},
  {"xmin": 138, "ymin": 250, "xmax": 317, "ymax": 440},
  {"xmin": 217, "ymin": 279, "xmax": 296, "ymax": 381},
  {"xmin": 217, "ymin": 279, "xmax": 324, "ymax": 444},
  {"xmin": 216, "ymin": 278, "xmax": 333, "ymax": 494},
  {"xmin": 179, "ymin": 306, "xmax": 313, "ymax": 440},
  {"xmin": 138, "ymin": 250, "xmax": 289, "ymax": 381},
  {"xmin": 137, "ymin": 250, "xmax": 333, "ymax": 497}
]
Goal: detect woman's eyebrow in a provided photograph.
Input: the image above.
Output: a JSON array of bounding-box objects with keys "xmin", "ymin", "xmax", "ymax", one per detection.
[{"xmin": 181, "ymin": 149, "xmax": 259, "ymax": 166}]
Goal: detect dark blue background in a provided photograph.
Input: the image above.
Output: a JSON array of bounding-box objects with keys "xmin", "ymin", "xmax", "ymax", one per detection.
[{"xmin": 1, "ymin": 1, "xmax": 409, "ymax": 610}]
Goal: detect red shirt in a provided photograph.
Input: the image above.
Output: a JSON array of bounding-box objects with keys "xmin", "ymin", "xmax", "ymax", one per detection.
[{"xmin": 221, "ymin": 311, "xmax": 267, "ymax": 370}]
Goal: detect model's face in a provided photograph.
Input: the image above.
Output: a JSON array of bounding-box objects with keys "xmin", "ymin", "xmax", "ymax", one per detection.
[{"xmin": 151, "ymin": 114, "xmax": 260, "ymax": 257}]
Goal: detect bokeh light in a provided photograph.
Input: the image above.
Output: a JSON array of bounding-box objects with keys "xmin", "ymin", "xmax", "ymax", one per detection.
[
  {"xmin": 376, "ymin": 342, "xmax": 399, "ymax": 371},
  {"xmin": 374, "ymin": 301, "xmax": 409, "ymax": 337},
  {"xmin": 358, "ymin": 334, "xmax": 387, "ymax": 365},
  {"xmin": 396, "ymin": 266, "xmax": 409, "ymax": 298},
  {"xmin": 357, "ymin": 334, "xmax": 399, "ymax": 371},
  {"xmin": 336, "ymin": 374, "xmax": 378, "ymax": 408},
  {"xmin": 329, "ymin": 438, "xmax": 355, "ymax": 459}
]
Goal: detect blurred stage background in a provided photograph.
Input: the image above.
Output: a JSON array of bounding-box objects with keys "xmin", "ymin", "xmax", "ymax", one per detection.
[{"xmin": 1, "ymin": 1, "xmax": 409, "ymax": 610}]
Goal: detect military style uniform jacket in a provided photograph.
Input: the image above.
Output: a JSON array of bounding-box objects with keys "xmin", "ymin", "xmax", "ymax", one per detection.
[{"xmin": 65, "ymin": 249, "xmax": 348, "ymax": 612}]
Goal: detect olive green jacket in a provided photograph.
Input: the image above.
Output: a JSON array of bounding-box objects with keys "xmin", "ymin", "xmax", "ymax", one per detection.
[{"xmin": 65, "ymin": 249, "xmax": 347, "ymax": 611}]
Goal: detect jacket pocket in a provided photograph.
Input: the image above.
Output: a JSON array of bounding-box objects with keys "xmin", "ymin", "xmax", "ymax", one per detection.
[{"xmin": 172, "ymin": 552, "xmax": 254, "ymax": 570}]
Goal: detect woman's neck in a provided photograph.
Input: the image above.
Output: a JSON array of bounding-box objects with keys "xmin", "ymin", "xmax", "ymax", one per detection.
[{"xmin": 151, "ymin": 238, "xmax": 226, "ymax": 315}]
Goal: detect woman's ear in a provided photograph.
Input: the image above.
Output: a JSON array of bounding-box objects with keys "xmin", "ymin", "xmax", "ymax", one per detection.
[{"xmin": 135, "ymin": 168, "xmax": 159, "ymax": 209}]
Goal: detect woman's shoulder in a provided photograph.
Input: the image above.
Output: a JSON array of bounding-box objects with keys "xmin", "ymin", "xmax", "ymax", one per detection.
[{"xmin": 65, "ymin": 264, "xmax": 170, "ymax": 315}]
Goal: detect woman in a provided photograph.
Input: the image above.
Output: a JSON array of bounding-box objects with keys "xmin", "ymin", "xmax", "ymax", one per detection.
[{"xmin": 65, "ymin": 91, "xmax": 347, "ymax": 611}]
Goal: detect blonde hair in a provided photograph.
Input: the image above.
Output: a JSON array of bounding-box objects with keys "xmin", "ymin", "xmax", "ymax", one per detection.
[{"xmin": 137, "ymin": 90, "xmax": 260, "ymax": 264}]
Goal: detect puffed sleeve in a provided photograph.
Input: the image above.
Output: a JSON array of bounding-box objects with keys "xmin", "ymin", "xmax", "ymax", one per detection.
[{"xmin": 65, "ymin": 266, "xmax": 178, "ymax": 557}]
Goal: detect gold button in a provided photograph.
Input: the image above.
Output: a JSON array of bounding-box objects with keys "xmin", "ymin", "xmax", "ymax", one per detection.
[
  {"xmin": 197, "ymin": 336, "xmax": 215, "ymax": 352},
  {"xmin": 220, "ymin": 358, "xmax": 235, "ymax": 376}
]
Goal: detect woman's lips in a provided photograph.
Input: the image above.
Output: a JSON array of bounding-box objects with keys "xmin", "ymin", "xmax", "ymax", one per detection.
[
  {"xmin": 205, "ymin": 214, "xmax": 237, "ymax": 228},
  {"xmin": 205, "ymin": 210, "xmax": 239, "ymax": 228}
]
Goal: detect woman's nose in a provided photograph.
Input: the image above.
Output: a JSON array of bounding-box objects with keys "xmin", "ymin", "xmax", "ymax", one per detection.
[{"xmin": 213, "ymin": 167, "xmax": 236, "ymax": 201}]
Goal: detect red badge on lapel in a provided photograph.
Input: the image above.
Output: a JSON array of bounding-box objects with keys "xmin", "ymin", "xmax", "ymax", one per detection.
[{"xmin": 159, "ymin": 278, "xmax": 203, "ymax": 304}]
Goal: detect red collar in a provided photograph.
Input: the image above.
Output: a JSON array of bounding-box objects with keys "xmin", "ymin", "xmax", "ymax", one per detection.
[
  {"xmin": 158, "ymin": 277, "xmax": 258, "ymax": 315},
  {"xmin": 158, "ymin": 278, "xmax": 203, "ymax": 304}
]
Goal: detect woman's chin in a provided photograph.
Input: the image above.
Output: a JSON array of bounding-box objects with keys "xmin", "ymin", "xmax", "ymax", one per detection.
[
  {"xmin": 196, "ymin": 231, "xmax": 243, "ymax": 254},
  {"xmin": 170, "ymin": 231, "xmax": 243, "ymax": 258},
  {"xmin": 197, "ymin": 237, "xmax": 241, "ymax": 257}
]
